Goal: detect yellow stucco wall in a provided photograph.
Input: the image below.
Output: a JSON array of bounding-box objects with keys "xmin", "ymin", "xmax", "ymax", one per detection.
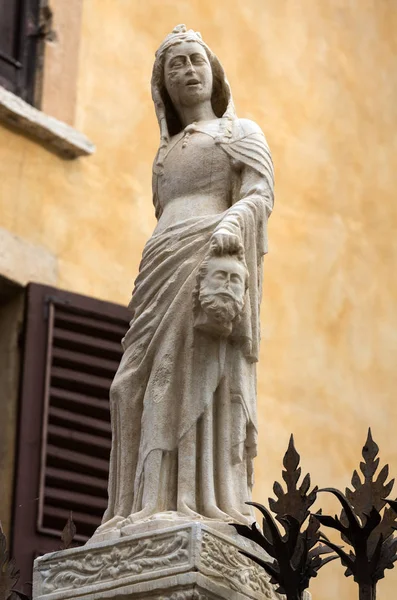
[{"xmin": 1, "ymin": 1, "xmax": 397, "ymax": 598}]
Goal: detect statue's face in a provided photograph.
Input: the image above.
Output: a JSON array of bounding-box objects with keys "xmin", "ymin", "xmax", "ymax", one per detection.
[
  {"xmin": 164, "ymin": 41, "xmax": 213, "ymax": 112},
  {"xmin": 199, "ymin": 255, "xmax": 247, "ymax": 324}
]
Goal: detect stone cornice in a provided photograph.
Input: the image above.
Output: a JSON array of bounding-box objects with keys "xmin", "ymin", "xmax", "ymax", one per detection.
[{"xmin": 0, "ymin": 86, "xmax": 95, "ymax": 159}]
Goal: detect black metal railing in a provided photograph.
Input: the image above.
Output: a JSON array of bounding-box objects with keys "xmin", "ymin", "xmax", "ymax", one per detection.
[{"xmin": 234, "ymin": 429, "xmax": 397, "ymax": 600}]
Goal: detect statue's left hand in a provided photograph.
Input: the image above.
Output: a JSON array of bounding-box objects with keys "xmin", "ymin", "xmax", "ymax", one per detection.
[{"xmin": 210, "ymin": 229, "xmax": 244, "ymax": 256}]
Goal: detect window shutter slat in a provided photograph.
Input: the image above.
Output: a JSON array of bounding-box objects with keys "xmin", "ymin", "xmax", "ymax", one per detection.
[
  {"xmin": 53, "ymin": 327, "xmax": 123, "ymax": 360},
  {"xmin": 48, "ymin": 405, "xmax": 111, "ymax": 436},
  {"xmin": 43, "ymin": 506, "xmax": 102, "ymax": 539},
  {"xmin": 51, "ymin": 366, "xmax": 114, "ymax": 398},
  {"xmin": 47, "ymin": 423, "xmax": 112, "ymax": 457},
  {"xmin": 45, "ymin": 466, "xmax": 108, "ymax": 495},
  {"xmin": 44, "ymin": 487, "xmax": 108, "ymax": 514},
  {"xmin": 49, "ymin": 387, "xmax": 110, "ymax": 420},
  {"xmin": 52, "ymin": 346, "xmax": 120, "ymax": 378},
  {"xmin": 54, "ymin": 307, "xmax": 128, "ymax": 339},
  {"xmin": 46, "ymin": 444, "xmax": 109, "ymax": 477}
]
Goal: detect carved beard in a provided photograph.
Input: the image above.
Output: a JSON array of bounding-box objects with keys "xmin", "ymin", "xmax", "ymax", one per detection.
[{"xmin": 199, "ymin": 288, "xmax": 245, "ymax": 324}]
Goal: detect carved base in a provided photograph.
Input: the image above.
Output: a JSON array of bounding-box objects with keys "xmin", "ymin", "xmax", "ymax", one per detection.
[{"xmin": 33, "ymin": 522, "xmax": 284, "ymax": 600}]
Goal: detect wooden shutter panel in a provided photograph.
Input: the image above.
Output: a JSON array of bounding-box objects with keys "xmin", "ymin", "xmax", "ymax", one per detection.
[
  {"xmin": 0, "ymin": 0, "xmax": 41, "ymax": 103},
  {"xmin": 12, "ymin": 283, "xmax": 131, "ymax": 590}
]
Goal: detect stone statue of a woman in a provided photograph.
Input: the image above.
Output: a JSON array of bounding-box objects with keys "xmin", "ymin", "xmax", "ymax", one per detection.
[{"xmin": 94, "ymin": 24, "xmax": 274, "ymax": 541}]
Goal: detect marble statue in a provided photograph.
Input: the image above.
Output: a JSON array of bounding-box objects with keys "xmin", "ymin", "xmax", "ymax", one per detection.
[{"xmin": 94, "ymin": 24, "xmax": 274, "ymax": 540}]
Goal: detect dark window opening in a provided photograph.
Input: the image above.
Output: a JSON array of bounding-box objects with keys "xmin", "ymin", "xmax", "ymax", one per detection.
[{"xmin": 0, "ymin": 0, "xmax": 42, "ymax": 104}]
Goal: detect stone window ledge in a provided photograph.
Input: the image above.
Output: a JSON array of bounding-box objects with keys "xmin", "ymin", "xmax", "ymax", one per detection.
[{"xmin": 0, "ymin": 86, "xmax": 95, "ymax": 159}]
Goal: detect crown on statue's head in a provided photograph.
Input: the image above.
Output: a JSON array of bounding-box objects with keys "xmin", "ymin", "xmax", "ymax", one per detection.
[
  {"xmin": 172, "ymin": 24, "xmax": 187, "ymax": 34},
  {"xmin": 155, "ymin": 24, "xmax": 203, "ymax": 57}
]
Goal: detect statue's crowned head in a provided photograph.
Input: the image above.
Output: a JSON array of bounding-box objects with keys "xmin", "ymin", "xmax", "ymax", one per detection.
[{"xmin": 152, "ymin": 25, "xmax": 236, "ymax": 169}]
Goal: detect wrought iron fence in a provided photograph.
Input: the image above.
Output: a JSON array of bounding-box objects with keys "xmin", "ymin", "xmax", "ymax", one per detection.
[{"xmin": 234, "ymin": 429, "xmax": 397, "ymax": 600}]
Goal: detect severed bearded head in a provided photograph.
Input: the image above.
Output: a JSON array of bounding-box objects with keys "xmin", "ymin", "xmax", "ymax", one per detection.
[{"xmin": 194, "ymin": 253, "xmax": 249, "ymax": 336}]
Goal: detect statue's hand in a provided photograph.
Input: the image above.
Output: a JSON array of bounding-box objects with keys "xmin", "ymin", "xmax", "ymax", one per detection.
[{"xmin": 210, "ymin": 229, "xmax": 244, "ymax": 256}]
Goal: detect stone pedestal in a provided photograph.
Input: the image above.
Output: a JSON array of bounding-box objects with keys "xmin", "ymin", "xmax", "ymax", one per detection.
[{"xmin": 33, "ymin": 522, "xmax": 283, "ymax": 600}]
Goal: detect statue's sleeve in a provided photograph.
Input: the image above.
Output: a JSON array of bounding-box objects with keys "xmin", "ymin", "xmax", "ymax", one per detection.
[
  {"xmin": 216, "ymin": 122, "xmax": 274, "ymax": 360},
  {"xmin": 217, "ymin": 122, "xmax": 274, "ymax": 255}
]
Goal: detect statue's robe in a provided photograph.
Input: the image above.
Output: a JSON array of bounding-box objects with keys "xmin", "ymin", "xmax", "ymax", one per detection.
[{"xmin": 102, "ymin": 118, "xmax": 274, "ymax": 522}]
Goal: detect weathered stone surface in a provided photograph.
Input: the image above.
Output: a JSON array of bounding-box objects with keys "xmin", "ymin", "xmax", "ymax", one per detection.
[
  {"xmin": 96, "ymin": 24, "xmax": 274, "ymax": 542},
  {"xmin": 0, "ymin": 226, "xmax": 58, "ymax": 287},
  {"xmin": 33, "ymin": 523, "xmax": 282, "ymax": 600},
  {"xmin": 0, "ymin": 86, "xmax": 95, "ymax": 159}
]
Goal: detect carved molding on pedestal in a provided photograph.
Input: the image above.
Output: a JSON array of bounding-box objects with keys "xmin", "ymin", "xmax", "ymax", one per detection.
[
  {"xmin": 38, "ymin": 528, "xmax": 190, "ymax": 595},
  {"xmin": 33, "ymin": 523, "xmax": 282, "ymax": 600},
  {"xmin": 158, "ymin": 592, "xmax": 210, "ymax": 600},
  {"xmin": 200, "ymin": 532, "xmax": 278, "ymax": 599}
]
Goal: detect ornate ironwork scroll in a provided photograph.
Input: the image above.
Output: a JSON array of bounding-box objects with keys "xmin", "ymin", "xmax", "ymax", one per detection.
[
  {"xmin": 233, "ymin": 435, "xmax": 334, "ymax": 600},
  {"xmin": 315, "ymin": 429, "xmax": 397, "ymax": 600}
]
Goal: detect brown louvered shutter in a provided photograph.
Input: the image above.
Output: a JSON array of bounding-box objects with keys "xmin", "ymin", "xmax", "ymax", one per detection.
[
  {"xmin": 0, "ymin": 0, "xmax": 41, "ymax": 103},
  {"xmin": 12, "ymin": 283, "xmax": 130, "ymax": 590}
]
